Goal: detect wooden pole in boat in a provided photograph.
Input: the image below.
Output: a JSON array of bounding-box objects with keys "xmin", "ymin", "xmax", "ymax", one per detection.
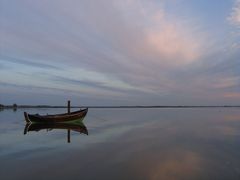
[{"xmin": 68, "ymin": 100, "xmax": 70, "ymax": 114}]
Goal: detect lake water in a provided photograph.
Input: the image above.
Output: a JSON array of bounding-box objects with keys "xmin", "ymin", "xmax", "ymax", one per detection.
[{"xmin": 0, "ymin": 108, "xmax": 240, "ymax": 180}]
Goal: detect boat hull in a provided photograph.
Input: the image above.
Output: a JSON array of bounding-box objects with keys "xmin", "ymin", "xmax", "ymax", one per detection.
[{"xmin": 24, "ymin": 108, "xmax": 88, "ymax": 123}]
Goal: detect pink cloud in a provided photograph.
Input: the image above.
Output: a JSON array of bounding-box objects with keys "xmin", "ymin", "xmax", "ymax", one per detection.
[
  {"xmin": 211, "ymin": 77, "xmax": 239, "ymax": 89},
  {"xmin": 120, "ymin": 0, "xmax": 203, "ymax": 66},
  {"xmin": 146, "ymin": 27, "xmax": 200, "ymax": 65},
  {"xmin": 224, "ymin": 92, "xmax": 240, "ymax": 98},
  {"xmin": 229, "ymin": 0, "xmax": 240, "ymax": 27}
]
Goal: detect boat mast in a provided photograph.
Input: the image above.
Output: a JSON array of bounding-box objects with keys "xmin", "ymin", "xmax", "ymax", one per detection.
[{"xmin": 68, "ymin": 100, "xmax": 71, "ymax": 114}]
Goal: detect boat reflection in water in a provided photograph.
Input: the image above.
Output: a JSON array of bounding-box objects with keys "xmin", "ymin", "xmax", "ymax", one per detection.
[{"xmin": 24, "ymin": 120, "xmax": 88, "ymax": 143}]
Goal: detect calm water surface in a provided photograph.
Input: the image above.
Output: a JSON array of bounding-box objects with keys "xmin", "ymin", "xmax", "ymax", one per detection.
[{"xmin": 0, "ymin": 108, "xmax": 240, "ymax": 180}]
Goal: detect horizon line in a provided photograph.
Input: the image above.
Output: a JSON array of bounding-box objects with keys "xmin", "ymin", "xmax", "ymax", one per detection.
[{"xmin": 1, "ymin": 105, "xmax": 240, "ymax": 109}]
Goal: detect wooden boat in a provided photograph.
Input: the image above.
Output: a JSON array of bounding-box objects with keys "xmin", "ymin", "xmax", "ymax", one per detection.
[{"xmin": 24, "ymin": 108, "xmax": 88, "ymax": 123}]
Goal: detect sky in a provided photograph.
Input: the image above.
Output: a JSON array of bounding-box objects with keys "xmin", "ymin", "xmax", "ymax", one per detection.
[{"xmin": 0, "ymin": 0, "xmax": 240, "ymax": 106}]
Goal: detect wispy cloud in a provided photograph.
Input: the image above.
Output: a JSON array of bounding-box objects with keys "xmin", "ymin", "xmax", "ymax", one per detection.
[
  {"xmin": 224, "ymin": 92, "xmax": 240, "ymax": 98},
  {"xmin": 0, "ymin": 0, "xmax": 205, "ymax": 93},
  {"xmin": 0, "ymin": 55, "xmax": 61, "ymax": 70},
  {"xmin": 229, "ymin": 0, "xmax": 240, "ymax": 28},
  {"xmin": 51, "ymin": 75, "xmax": 144, "ymax": 95}
]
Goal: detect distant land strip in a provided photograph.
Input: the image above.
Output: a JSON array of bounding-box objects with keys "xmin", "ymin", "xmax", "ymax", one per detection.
[{"xmin": 0, "ymin": 105, "xmax": 240, "ymax": 109}]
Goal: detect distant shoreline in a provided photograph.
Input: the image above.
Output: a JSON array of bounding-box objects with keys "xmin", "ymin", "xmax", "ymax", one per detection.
[{"xmin": 1, "ymin": 105, "xmax": 240, "ymax": 109}]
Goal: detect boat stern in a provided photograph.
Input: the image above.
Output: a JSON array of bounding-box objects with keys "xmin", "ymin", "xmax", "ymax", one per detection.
[{"xmin": 24, "ymin": 112, "xmax": 31, "ymax": 123}]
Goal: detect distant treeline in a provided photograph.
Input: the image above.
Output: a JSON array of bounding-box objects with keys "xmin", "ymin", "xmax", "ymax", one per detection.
[{"xmin": 0, "ymin": 104, "xmax": 77, "ymax": 109}]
